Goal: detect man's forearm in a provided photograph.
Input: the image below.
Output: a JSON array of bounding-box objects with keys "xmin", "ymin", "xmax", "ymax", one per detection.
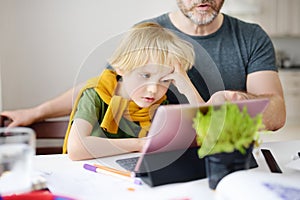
[
  {"xmin": 35, "ymin": 83, "xmax": 84, "ymax": 121},
  {"xmin": 257, "ymin": 94, "xmax": 286, "ymax": 131},
  {"xmin": 241, "ymin": 92, "xmax": 286, "ymax": 131},
  {"xmin": 207, "ymin": 90, "xmax": 286, "ymax": 131}
]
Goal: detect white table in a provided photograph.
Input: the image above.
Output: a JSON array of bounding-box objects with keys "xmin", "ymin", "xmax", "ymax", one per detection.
[{"xmin": 32, "ymin": 140, "xmax": 300, "ymax": 200}]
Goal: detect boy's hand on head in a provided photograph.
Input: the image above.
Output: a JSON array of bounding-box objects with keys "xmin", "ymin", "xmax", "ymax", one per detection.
[
  {"xmin": 162, "ymin": 63, "xmax": 190, "ymax": 94},
  {"xmin": 161, "ymin": 63, "xmax": 204, "ymax": 104}
]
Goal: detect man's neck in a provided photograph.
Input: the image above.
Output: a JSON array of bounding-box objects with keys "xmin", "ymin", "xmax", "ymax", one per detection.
[{"xmin": 169, "ymin": 11, "xmax": 224, "ymax": 36}]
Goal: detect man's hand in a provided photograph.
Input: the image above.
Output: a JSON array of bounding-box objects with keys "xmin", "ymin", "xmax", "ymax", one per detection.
[
  {"xmin": 207, "ymin": 90, "xmax": 250, "ymax": 104},
  {"xmin": 1, "ymin": 108, "xmax": 39, "ymax": 127}
]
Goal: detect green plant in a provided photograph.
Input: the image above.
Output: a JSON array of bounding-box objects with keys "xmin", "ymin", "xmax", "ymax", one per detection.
[{"xmin": 193, "ymin": 102, "xmax": 264, "ymax": 158}]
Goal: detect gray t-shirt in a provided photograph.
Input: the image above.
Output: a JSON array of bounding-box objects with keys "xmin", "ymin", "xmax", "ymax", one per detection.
[{"xmin": 141, "ymin": 13, "xmax": 277, "ymax": 102}]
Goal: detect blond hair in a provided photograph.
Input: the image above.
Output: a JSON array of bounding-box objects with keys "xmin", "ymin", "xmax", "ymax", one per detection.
[{"xmin": 108, "ymin": 22, "xmax": 195, "ymax": 72}]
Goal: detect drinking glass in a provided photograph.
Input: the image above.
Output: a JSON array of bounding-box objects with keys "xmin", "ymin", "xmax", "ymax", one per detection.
[{"xmin": 0, "ymin": 127, "xmax": 35, "ymax": 195}]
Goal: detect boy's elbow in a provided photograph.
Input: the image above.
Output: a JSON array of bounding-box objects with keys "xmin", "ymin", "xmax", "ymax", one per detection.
[
  {"xmin": 67, "ymin": 146, "xmax": 92, "ymax": 161},
  {"xmin": 67, "ymin": 143, "xmax": 82, "ymax": 161},
  {"xmin": 67, "ymin": 137, "xmax": 91, "ymax": 161},
  {"xmin": 67, "ymin": 146, "xmax": 79, "ymax": 161}
]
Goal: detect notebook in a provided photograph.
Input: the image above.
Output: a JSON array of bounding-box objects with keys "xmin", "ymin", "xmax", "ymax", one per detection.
[{"xmin": 116, "ymin": 98, "xmax": 269, "ymax": 174}]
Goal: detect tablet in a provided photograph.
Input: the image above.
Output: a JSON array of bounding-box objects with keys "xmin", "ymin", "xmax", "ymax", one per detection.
[
  {"xmin": 116, "ymin": 98, "xmax": 269, "ymax": 173},
  {"xmin": 143, "ymin": 98, "xmax": 269, "ymax": 153}
]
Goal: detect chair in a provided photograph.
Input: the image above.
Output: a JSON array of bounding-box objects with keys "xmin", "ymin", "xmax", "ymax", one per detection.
[{"xmin": 0, "ymin": 115, "xmax": 68, "ymax": 155}]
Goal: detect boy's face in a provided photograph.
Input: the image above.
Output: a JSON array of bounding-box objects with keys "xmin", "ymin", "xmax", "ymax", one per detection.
[{"xmin": 121, "ymin": 63, "xmax": 173, "ymax": 108}]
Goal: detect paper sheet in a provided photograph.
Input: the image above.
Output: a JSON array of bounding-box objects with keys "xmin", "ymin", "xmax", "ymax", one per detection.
[
  {"xmin": 286, "ymin": 158, "xmax": 300, "ymax": 171},
  {"xmin": 37, "ymin": 166, "xmax": 215, "ymax": 200},
  {"xmin": 216, "ymin": 171, "xmax": 300, "ymax": 200},
  {"xmin": 33, "ymin": 155, "xmax": 213, "ymax": 200}
]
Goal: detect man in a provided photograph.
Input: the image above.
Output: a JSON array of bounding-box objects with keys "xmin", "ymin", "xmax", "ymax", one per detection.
[{"xmin": 1, "ymin": 0, "xmax": 285, "ymax": 131}]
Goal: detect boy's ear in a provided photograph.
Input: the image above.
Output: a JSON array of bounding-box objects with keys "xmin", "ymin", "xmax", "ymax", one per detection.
[{"xmin": 115, "ymin": 68, "xmax": 124, "ymax": 76}]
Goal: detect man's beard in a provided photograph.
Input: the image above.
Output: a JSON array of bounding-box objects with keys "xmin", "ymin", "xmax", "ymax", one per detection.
[
  {"xmin": 178, "ymin": 0, "xmax": 224, "ymax": 25},
  {"xmin": 187, "ymin": 10, "xmax": 218, "ymax": 25}
]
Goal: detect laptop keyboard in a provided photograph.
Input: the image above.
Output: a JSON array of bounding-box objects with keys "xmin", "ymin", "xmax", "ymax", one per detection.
[{"xmin": 116, "ymin": 156, "xmax": 139, "ymax": 172}]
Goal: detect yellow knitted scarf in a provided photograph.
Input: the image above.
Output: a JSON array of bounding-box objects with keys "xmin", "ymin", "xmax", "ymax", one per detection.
[{"xmin": 62, "ymin": 69, "xmax": 166, "ymax": 153}]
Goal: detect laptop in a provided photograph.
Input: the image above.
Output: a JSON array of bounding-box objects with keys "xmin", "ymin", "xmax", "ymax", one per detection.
[{"xmin": 116, "ymin": 98, "xmax": 269, "ymax": 176}]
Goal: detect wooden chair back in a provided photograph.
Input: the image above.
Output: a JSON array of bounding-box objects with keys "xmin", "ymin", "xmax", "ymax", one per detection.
[{"xmin": 0, "ymin": 115, "xmax": 68, "ymax": 155}]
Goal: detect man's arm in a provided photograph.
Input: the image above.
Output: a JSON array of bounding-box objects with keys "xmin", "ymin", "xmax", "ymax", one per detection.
[
  {"xmin": 1, "ymin": 83, "xmax": 85, "ymax": 127},
  {"xmin": 246, "ymin": 70, "xmax": 286, "ymax": 131},
  {"xmin": 207, "ymin": 71, "xmax": 286, "ymax": 131}
]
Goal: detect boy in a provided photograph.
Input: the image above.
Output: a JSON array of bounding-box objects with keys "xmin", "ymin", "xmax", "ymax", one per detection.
[{"xmin": 65, "ymin": 22, "xmax": 204, "ymax": 160}]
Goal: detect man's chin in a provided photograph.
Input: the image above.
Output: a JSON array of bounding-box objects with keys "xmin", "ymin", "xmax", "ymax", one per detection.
[{"xmin": 188, "ymin": 12, "xmax": 217, "ymax": 25}]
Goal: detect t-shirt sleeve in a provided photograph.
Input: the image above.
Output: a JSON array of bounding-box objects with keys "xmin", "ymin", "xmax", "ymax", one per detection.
[
  {"xmin": 247, "ymin": 24, "xmax": 277, "ymax": 74},
  {"xmin": 73, "ymin": 88, "xmax": 101, "ymax": 126}
]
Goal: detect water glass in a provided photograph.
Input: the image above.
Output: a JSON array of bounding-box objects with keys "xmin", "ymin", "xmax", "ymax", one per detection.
[{"xmin": 0, "ymin": 127, "xmax": 35, "ymax": 195}]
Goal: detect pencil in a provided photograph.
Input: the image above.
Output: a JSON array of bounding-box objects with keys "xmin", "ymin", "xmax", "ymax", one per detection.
[
  {"xmin": 93, "ymin": 163, "xmax": 132, "ymax": 177},
  {"xmin": 83, "ymin": 163, "xmax": 142, "ymax": 185}
]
